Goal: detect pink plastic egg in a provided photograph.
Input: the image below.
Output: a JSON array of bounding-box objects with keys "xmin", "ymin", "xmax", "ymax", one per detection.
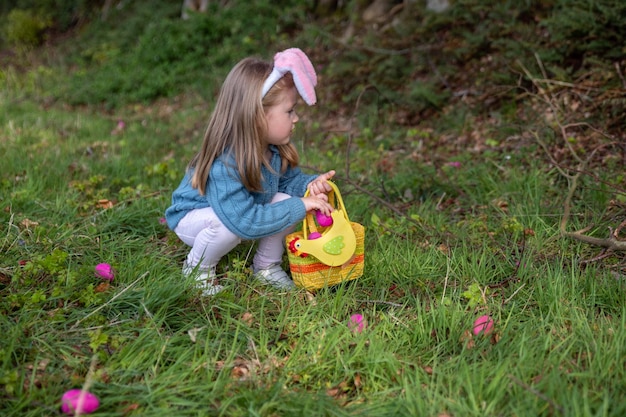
[
  {"xmin": 315, "ymin": 210, "xmax": 333, "ymax": 227},
  {"xmin": 95, "ymin": 263, "xmax": 114, "ymax": 281},
  {"xmin": 61, "ymin": 389, "xmax": 99, "ymax": 415},
  {"xmin": 308, "ymin": 232, "xmax": 322, "ymax": 240},
  {"xmin": 348, "ymin": 314, "xmax": 365, "ymax": 333},
  {"xmin": 473, "ymin": 315, "xmax": 494, "ymax": 335}
]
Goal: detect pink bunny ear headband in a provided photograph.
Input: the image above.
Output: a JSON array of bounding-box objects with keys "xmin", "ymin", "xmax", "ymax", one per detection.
[{"xmin": 261, "ymin": 48, "xmax": 318, "ymax": 105}]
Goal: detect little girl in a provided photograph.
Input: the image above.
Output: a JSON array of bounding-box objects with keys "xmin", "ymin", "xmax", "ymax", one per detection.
[{"xmin": 165, "ymin": 48, "xmax": 335, "ymax": 295}]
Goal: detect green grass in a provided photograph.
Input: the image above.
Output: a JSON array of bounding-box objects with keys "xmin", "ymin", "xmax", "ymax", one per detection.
[
  {"xmin": 2, "ymin": 1, "xmax": 626, "ymax": 416},
  {"xmin": 1, "ymin": 97, "xmax": 624, "ymax": 415}
]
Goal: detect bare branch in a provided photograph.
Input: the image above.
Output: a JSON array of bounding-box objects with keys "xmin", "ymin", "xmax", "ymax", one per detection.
[
  {"xmin": 523, "ymin": 58, "xmax": 626, "ymax": 252},
  {"xmin": 562, "ymin": 229, "xmax": 626, "ymax": 251}
]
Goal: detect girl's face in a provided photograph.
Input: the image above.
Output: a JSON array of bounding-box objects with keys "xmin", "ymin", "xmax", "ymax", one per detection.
[{"xmin": 263, "ymin": 87, "xmax": 299, "ymax": 148}]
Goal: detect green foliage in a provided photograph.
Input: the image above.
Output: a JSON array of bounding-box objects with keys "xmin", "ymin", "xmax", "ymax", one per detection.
[
  {"xmin": 2, "ymin": 80, "xmax": 625, "ymax": 417},
  {"xmin": 317, "ymin": 0, "xmax": 625, "ymax": 133},
  {"xmin": 461, "ymin": 282, "xmax": 489, "ymax": 308},
  {"xmin": 542, "ymin": 0, "xmax": 626, "ymax": 62},
  {"xmin": 0, "ymin": 0, "xmax": 100, "ymax": 31},
  {"xmin": 3, "ymin": 8, "xmax": 51, "ymax": 47},
  {"xmin": 54, "ymin": 0, "xmax": 308, "ymax": 108},
  {"xmin": 1, "ymin": 1, "xmax": 626, "ymax": 416}
]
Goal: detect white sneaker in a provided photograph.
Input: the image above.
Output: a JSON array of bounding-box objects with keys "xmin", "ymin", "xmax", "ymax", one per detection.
[
  {"xmin": 253, "ymin": 264, "xmax": 295, "ymax": 290},
  {"xmin": 182, "ymin": 261, "xmax": 224, "ymax": 296}
]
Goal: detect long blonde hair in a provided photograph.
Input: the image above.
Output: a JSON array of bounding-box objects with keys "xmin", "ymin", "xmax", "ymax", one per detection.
[{"xmin": 190, "ymin": 57, "xmax": 301, "ymax": 194}]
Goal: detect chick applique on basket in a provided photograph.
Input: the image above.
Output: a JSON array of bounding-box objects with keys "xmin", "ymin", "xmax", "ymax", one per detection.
[{"xmin": 286, "ymin": 181, "xmax": 364, "ymax": 290}]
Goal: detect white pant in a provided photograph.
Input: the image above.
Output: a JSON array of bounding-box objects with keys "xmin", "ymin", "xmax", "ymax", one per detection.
[{"xmin": 173, "ymin": 193, "xmax": 297, "ymax": 271}]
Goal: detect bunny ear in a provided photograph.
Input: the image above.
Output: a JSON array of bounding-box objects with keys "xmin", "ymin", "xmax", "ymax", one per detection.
[{"xmin": 261, "ymin": 48, "xmax": 318, "ymax": 105}]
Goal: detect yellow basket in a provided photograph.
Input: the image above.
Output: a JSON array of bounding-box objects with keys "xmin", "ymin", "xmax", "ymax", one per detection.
[{"xmin": 286, "ymin": 181, "xmax": 365, "ymax": 290}]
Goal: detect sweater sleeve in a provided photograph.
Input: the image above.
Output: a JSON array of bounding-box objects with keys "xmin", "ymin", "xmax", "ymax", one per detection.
[
  {"xmin": 278, "ymin": 164, "xmax": 318, "ymax": 197},
  {"xmin": 206, "ymin": 160, "xmax": 308, "ymax": 240}
]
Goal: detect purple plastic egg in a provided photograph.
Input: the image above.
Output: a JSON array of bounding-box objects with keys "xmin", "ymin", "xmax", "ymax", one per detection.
[
  {"xmin": 61, "ymin": 389, "xmax": 100, "ymax": 415},
  {"xmin": 315, "ymin": 210, "xmax": 334, "ymax": 227},
  {"xmin": 95, "ymin": 263, "xmax": 114, "ymax": 281}
]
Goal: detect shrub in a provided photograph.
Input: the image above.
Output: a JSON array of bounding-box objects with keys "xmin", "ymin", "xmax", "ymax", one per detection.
[
  {"xmin": 3, "ymin": 8, "xmax": 51, "ymax": 48},
  {"xmin": 1, "ymin": 0, "xmax": 99, "ymax": 32},
  {"xmin": 542, "ymin": 0, "xmax": 626, "ymax": 64},
  {"xmin": 54, "ymin": 0, "xmax": 307, "ymax": 108}
]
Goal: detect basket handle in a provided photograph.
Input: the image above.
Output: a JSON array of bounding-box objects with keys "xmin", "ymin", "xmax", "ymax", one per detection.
[
  {"xmin": 292, "ymin": 180, "xmax": 357, "ymax": 266},
  {"xmin": 302, "ymin": 180, "xmax": 349, "ymax": 238}
]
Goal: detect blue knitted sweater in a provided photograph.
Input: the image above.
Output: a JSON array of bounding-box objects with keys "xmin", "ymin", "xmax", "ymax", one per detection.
[{"xmin": 165, "ymin": 146, "xmax": 317, "ymax": 240}]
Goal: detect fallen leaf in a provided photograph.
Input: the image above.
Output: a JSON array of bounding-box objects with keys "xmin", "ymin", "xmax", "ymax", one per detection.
[
  {"xmin": 122, "ymin": 403, "xmax": 140, "ymax": 414},
  {"xmin": 20, "ymin": 218, "xmax": 39, "ymax": 229},
  {"xmin": 30, "ymin": 359, "xmax": 50, "ymax": 372},
  {"xmin": 96, "ymin": 199, "xmax": 114, "ymax": 209},
  {"xmin": 304, "ymin": 291, "xmax": 317, "ymax": 305},
  {"xmin": 241, "ymin": 312, "xmax": 254, "ymax": 326},
  {"xmin": 187, "ymin": 327, "xmax": 204, "ymax": 343},
  {"xmin": 231, "ymin": 364, "xmax": 249, "ymax": 380},
  {"xmin": 326, "ymin": 387, "xmax": 341, "ymax": 398},
  {"xmin": 326, "ymin": 375, "xmax": 361, "ymax": 400},
  {"xmin": 491, "ymin": 198, "xmax": 509, "ymax": 212},
  {"xmin": 460, "ymin": 329, "xmax": 475, "ymax": 349},
  {"xmin": 23, "ymin": 359, "xmax": 50, "ymax": 390}
]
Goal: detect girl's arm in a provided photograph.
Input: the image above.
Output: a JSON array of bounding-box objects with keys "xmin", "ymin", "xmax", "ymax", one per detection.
[
  {"xmin": 278, "ymin": 164, "xmax": 317, "ymax": 197},
  {"xmin": 207, "ymin": 160, "xmax": 309, "ymax": 240}
]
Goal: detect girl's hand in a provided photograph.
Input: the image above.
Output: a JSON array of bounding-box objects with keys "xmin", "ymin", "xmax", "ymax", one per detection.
[
  {"xmin": 301, "ymin": 196, "xmax": 333, "ymax": 217},
  {"xmin": 308, "ymin": 170, "xmax": 335, "ymax": 201}
]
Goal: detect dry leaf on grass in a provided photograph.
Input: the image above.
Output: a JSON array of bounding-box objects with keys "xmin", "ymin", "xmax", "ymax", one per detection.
[
  {"xmin": 20, "ymin": 218, "xmax": 39, "ymax": 228},
  {"xmin": 240, "ymin": 312, "xmax": 254, "ymax": 326},
  {"xmin": 187, "ymin": 327, "xmax": 205, "ymax": 343},
  {"xmin": 96, "ymin": 199, "xmax": 114, "ymax": 209},
  {"xmin": 326, "ymin": 373, "xmax": 362, "ymax": 401}
]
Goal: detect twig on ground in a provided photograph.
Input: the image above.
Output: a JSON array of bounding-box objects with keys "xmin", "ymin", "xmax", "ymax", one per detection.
[
  {"xmin": 503, "ymin": 283, "xmax": 526, "ymax": 305},
  {"xmin": 578, "ymin": 249, "xmax": 613, "ymax": 266},
  {"xmin": 488, "ymin": 276, "xmax": 519, "ymax": 290}
]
